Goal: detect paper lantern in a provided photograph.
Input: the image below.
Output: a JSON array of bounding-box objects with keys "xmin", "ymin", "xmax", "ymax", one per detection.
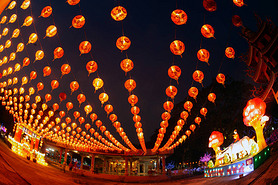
[
  {"xmin": 120, "ymin": 59, "xmax": 134, "ymax": 74},
  {"xmin": 161, "ymin": 112, "xmax": 171, "ymax": 121},
  {"xmin": 22, "ymin": 16, "xmax": 33, "ymax": 27},
  {"xmin": 37, "ymin": 82, "xmax": 44, "ymax": 92},
  {"xmin": 128, "ymin": 94, "xmax": 138, "ymax": 106},
  {"xmin": 92, "ymin": 78, "xmax": 103, "ymax": 92},
  {"xmin": 190, "ymin": 124, "xmax": 196, "ymax": 132},
  {"xmin": 53, "ymin": 47, "xmax": 64, "ymax": 60},
  {"xmin": 41, "ymin": 6, "xmax": 52, "ymax": 18},
  {"xmin": 71, "ymin": 122, "xmax": 77, "ymax": 129},
  {"xmin": 59, "ymin": 111, "xmax": 65, "ymax": 118},
  {"xmin": 165, "ymin": 85, "xmax": 178, "ymax": 99},
  {"xmin": 203, "ymin": 0, "xmax": 217, "ymax": 12},
  {"xmin": 201, "ymin": 24, "xmax": 215, "ymax": 38},
  {"xmin": 109, "ymin": 114, "xmax": 118, "ymax": 122},
  {"xmin": 66, "ymin": 102, "xmax": 73, "ymax": 111},
  {"xmin": 170, "ymin": 40, "xmax": 185, "ymax": 56},
  {"xmin": 59, "ymin": 93, "xmax": 67, "ymax": 102},
  {"xmin": 100, "ymin": 126, "xmax": 106, "ymax": 133},
  {"xmin": 104, "ymin": 104, "xmax": 113, "ymax": 115},
  {"xmin": 180, "ymin": 111, "xmax": 189, "ymax": 120},
  {"xmin": 195, "ymin": 117, "xmax": 201, "ymax": 125},
  {"xmin": 168, "ymin": 65, "xmax": 181, "ymax": 81},
  {"xmin": 193, "ymin": 70, "xmax": 204, "ymax": 85},
  {"xmin": 61, "ymin": 64, "xmax": 71, "ymax": 77},
  {"xmin": 65, "ymin": 117, "xmax": 71, "ymax": 124},
  {"xmin": 200, "ymin": 107, "xmax": 208, "ymax": 117},
  {"xmin": 95, "ymin": 120, "xmax": 102, "ymax": 128},
  {"xmin": 0, "ymin": 16, "xmax": 7, "ymax": 24},
  {"xmin": 16, "ymin": 43, "xmax": 24, "ymax": 53},
  {"xmin": 9, "ymin": 14, "xmax": 17, "ymax": 24},
  {"xmin": 45, "ymin": 94, "xmax": 52, "ymax": 103},
  {"xmin": 188, "ymin": 87, "xmax": 198, "ymax": 100},
  {"xmin": 116, "ymin": 36, "xmax": 131, "ymax": 51},
  {"xmin": 184, "ymin": 101, "xmax": 193, "ymax": 112},
  {"xmin": 13, "ymin": 77, "xmax": 18, "ymax": 84},
  {"xmin": 197, "ymin": 49, "xmax": 210, "ymax": 65},
  {"xmin": 124, "ymin": 79, "xmax": 136, "ymax": 92},
  {"xmin": 163, "ymin": 101, "xmax": 174, "ymax": 112},
  {"xmin": 216, "ymin": 73, "xmax": 225, "ymax": 85},
  {"xmin": 8, "ymin": 52, "xmax": 15, "ymax": 61},
  {"xmin": 43, "ymin": 66, "xmax": 51, "ymax": 76},
  {"xmin": 29, "ymin": 87, "xmax": 35, "ymax": 95},
  {"xmin": 21, "ymin": 0, "xmax": 30, "ymax": 9},
  {"xmin": 90, "ymin": 113, "xmax": 97, "ymax": 122},
  {"xmin": 208, "ymin": 93, "xmax": 216, "ymax": 103},
  {"xmin": 51, "ymin": 80, "xmax": 59, "ymax": 90},
  {"xmin": 67, "ymin": 0, "xmax": 80, "ymax": 5},
  {"xmin": 73, "ymin": 111, "xmax": 80, "ymax": 120},
  {"xmin": 30, "ymin": 71, "xmax": 37, "ymax": 81},
  {"xmin": 133, "ymin": 115, "xmax": 141, "ymax": 122},
  {"xmin": 232, "ymin": 15, "xmax": 242, "ymax": 27},
  {"xmin": 5, "ymin": 40, "xmax": 11, "ymax": 48},
  {"xmin": 111, "ymin": 6, "xmax": 127, "ymax": 21},
  {"xmin": 28, "ymin": 33, "xmax": 38, "ymax": 44},
  {"xmin": 34, "ymin": 50, "xmax": 44, "ymax": 62},
  {"xmin": 72, "ymin": 15, "xmax": 85, "ymax": 28},
  {"xmin": 131, "ymin": 106, "xmax": 140, "ymax": 115},
  {"xmin": 8, "ymin": 1, "xmax": 16, "ymax": 10},
  {"xmin": 233, "ymin": 0, "xmax": 244, "ymax": 7},
  {"xmin": 45, "ymin": 25, "xmax": 57, "ymax": 38},
  {"xmin": 84, "ymin": 105, "xmax": 92, "ymax": 115},
  {"xmin": 35, "ymin": 96, "xmax": 41, "ymax": 103},
  {"xmin": 77, "ymin": 94, "xmax": 86, "ymax": 105},
  {"xmin": 171, "ymin": 9, "xmax": 187, "ymax": 25},
  {"xmin": 225, "ymin": 47, "xmax": 235, "ymax": 59},
  {"xmin": 12, "ymin": 29, "xmax": 20, "ymax": 38},
  {"xmin": 70, "ymin": 81, "xmax": 79, "ymax": 93},
  {"xmin": 86, "ymin": 61, "xmax": 98, "ymax": 75},
  {"xmin": 99, "ymin": 93, "xmax": 109, "ymax": 105},
  {"xmin": 78, "ymin": 117, "xmax": 85, "ymax": 124},
  {"xmin": 79, "ymin": 41, "xmax": 91, "ymax": 55}
]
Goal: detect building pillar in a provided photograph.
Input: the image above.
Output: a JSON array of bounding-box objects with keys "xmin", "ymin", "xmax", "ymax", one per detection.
[
  {"xmin": 162, "ymin": 156, "xmax": 166, "ymax": 175},
  {"xmin": 156, "ymin": 155, "xmax": 160, "ymax": 173},
  {"xmin": 64, "ymin": 148, "xmax": 68, "ymax": 165},
  {"xmin": 103, "ymin": 158, "xmax": 107, "ymax": 173},
  {"xmin": 90, "ymin": 154, "xmax": 95, "ymax": 173},
  {"xmin": 129, "ymin": 159, "xmax": 133, "ymax": 175},
  {"xmin": 125, "ymin": 157, "xmax": 128, "ymax": 176},
  {"xmin": 59, "ymin": 148, "xmax": 63, "ymax": 163},
  {"xmin": 80, "ymin": 155, "xmax": 84, "ymax": 169}
]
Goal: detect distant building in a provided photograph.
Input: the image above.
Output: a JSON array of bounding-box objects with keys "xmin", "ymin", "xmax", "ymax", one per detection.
[{"xmin": 241, "ymin": 16, "xmax": 278, "ymax": 103}]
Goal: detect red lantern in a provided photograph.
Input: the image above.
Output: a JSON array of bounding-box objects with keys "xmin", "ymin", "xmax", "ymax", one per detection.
[
  {"xmin": 120, "ymin": 59, "xmax": 134, "ymax": 74},
  {"xmin": 168, "ymin": 65, "xmax": 181, "ymax": 82},
  {"xmin": 170, "ymin": 40, "xmax": 185, "ymax": 56},
  {"xmin": 66, "ymin": 102, "xmax": 73, "ymax": 111},
  {"xmin": 95, "ymin": 120, "xmax": 102, "ymax": 128},
  {"xmin": 128, "ymin": 94, "xmax": 138, "ymax": 106},
  {"xmin": 180, "ymin": 111, "xmax": 189, "ymax": 120},
  {"xmin": 195, "ymin": 117, "xmax": 201, "ymax": 125},
  {"xmin": 232, "ymin": 15, "xmax": 242, "ymax": 27},
  {"xmin": 171, "ymin": 9, "xmax": 187, "ymax": 25},
  {"xmin": 61, "ymin": 64, "xmax": 71, "ymax": 77},
  {"xmin": 203, "ymin": 0, "xmax": 217, "ymax": 12},
  {"xmin": 216, "ymin": 73, "xmax": 225, "ymax": 85},
  {"xmin": 77, "ymin": 94, "xmax": 86, "ymax": 105},
  {"xmin": 72, "ymin": 15, "xmax": 85, "ymax": 28},
  {"xmin": 116, "ymin": 36, "xmax": 131, "ymax": 51},
  {"xmin": 90, "ymin": 113, "xmax": 97, "ymax": 122},
  {"xmin": 53, "ymin": 47, "xmax": 64, "ymax": 60},
  {"xmin": 73, "ymin": 111, "xmax": 80, "ymax": 120},
  {"xmin": 79, "ymin": 41, "xmax": 91, "ymax": 55},
  {"xmin": 86, "ymin": 61, "xmax": 98, "ymax": 76},
  {"xmin": 163, "ymin": 101, "xmax": 174, "ymax": 112},
  {"xmin": 161, "ymin": 112, "xmax": 171, "ymax": 121},
  {"xmin": 192, "ymin": 70, "xmax": 204, "ymax": 86},
  {"xmin": 59, "ymin": 92, "xmax": 67, "ymax": 102},
  {"xmin": 111, "ymin": 6, "xmax": 127, "ymax": 21},
  {"xmin": 124, "ymin": 79, "xmax": 136, "ymax": 92},
  {"xmin": 190, "ymin": 124, "xmax": 196, "ymax": 132},
  {"xmin": 201, "ymin": 24, "xmax": 215, "ymax": 38},
  {"xmin": 30, "ymin": 71, "xmax": 37, "ymax": 81},
  {"xmin": 37, "ymin": 82, "xmax": 44, "ymax": 92},
  {"xmin": 188, "ymin": 87, "xmax": 198, "ymax": 100},
  {"xmin": 41, "ymin": 6, "xmax": 52, "ymax": 18},
  {"xmin": 45, "ymin": 94, "xmax": 52, "ymax": 103},
  {"xmin": 131, "ymin": 106, "xmax": 140, "ymax": 115},
  {"xmin": 208, "ymin": 93, "xmax": 216, "ymax": 103},
  {"xmin": 200, "ymin": 107, "xmax": 208, "ymax": 117},
  {"xmin": 109, "ymin": 114, "xmax": 117, "ymax": 122},
  {"xmin": 184, "ymin": 101, "xmax": 193, "ymax": 112},
  {"xmin": 225, "ymin": 47, "xmax": 235, "ymax": 59},
  {"xmin": 233, "ymin": 0, "xmax": 244, "ymax": 7},
  {"xmin": 78, "ymin": 117, "xmax": 85, "ymax": 125},
  {"xmin": 43, "ymin": 66, "xmax": 51, "ymax": 76},
  {"xmin": 70, "ymin": 81, "xmax": 79, "ymax": 94},
  {"xmin": 165, "ymin": 85, "xmax": 178, "ymax": 99},
  {"xmin": 197, "ymin": 49, "xmax": 210, "ymax": 65},
  {"xmin": 104, "ymin": 104, "xmax": 113, "ymax": 115},
  {"xmin": 99, "ymin": 93, "xmax": 109, "ymax": 105},
  {"xmin": 53, "ymin": 103, "xmax": 59, "ymax": 111},
  {"xmin": 51, "ymin": 80, "xmax": 59, "ymax": 90}
]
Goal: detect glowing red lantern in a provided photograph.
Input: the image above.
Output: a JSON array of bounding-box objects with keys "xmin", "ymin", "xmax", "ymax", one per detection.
[
  {"xmin": 163, "ymin": 101, "xmax": 174, "ymax": 112},
  {"xmin": 216, "ymin": 73, "xmax": 225, "ymax": 85},
  {"xmin": 116, "ymin": 36, "xmax": 131, "ymax": 51},
  {"xmin": 201, "ymin": 24, "xmax": 215, "ymax": 38},
  {"xmin": 165, "ymin": 85, "xmax": 178, "ymax": 99},
  {"xmin": 171, "ymin": 9, "xmax": 187, "ymax": 25},
  {"xmin": 225, "ymin": 47, "xmax": 235, "ymax": 59},
  {"xmin": 203, "ymin": 0, "xmax": 217, "ymax": 12},
  {"xmin": 188, "ymin": 87, "xmax": 198, "ymax": 100},
  {"xmin": 232, "ymin": 15, "xmax": 242, "ymax": 27},
  {"xmin": 184, "ymin": 101, "xmax": 193, "ymax": 112},
  {"xmin": 197, "ymin": 49, "xmax": 210, "ymax": 65},
  {"xmin": 170, "ymin": 40, "xmax": 185, "ymax": 56},
  {"xmin": 168, "ymin": 65, "xmax": 181, "ymax": 82}
]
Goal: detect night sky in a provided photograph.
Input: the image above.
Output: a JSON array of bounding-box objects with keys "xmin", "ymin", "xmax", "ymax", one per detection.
[{"xmin": 0, "ymin": 0, "xmax": 277, "ymax": 147}]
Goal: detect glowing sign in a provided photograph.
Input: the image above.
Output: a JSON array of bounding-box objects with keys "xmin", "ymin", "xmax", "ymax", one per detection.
[{"xmin": 204, "ymin": 157, "xmax": 254, "ymax": 177}]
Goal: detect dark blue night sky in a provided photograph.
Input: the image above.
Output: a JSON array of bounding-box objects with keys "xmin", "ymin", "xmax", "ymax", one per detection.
[{"xmin": 0, "ymin": 0, "xmax": 277, "ymax": 146}]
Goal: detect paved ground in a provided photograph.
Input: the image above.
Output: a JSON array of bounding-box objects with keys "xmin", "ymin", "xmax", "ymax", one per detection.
[{"xmin": 0, "ymin": 139, "xmax": 277, "ymax": 185}]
